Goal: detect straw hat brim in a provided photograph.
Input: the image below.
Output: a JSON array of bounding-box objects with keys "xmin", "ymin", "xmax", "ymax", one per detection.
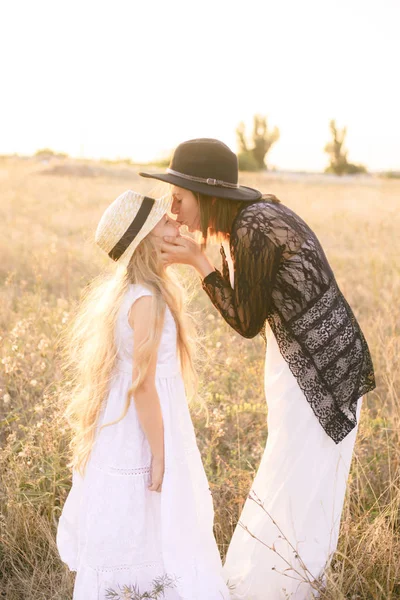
[{"xmin": 117, "ymin": 194, "xmax": 173, "ymax": 268}]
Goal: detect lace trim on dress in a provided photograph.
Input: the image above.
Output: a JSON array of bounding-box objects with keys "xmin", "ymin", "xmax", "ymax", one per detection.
[
  {"xmin": 267, "ymin": 280, "xmax": 373, "ymax": 443},
  {"xmin": 91, "ymin": 463, "xmax": 151, "ymax": 476},
  {"xmin": 85, "ymin": 560, "xmax": 165, "ymax": 573},
  {"xmin": 90, "ymin": 447, "xmax": 199, "ymax": 477}
]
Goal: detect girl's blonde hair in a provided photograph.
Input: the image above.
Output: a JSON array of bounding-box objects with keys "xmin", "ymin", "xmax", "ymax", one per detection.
[{"xmin": 59, "ymin": 234, "xmax": 197, "ymax": 477}]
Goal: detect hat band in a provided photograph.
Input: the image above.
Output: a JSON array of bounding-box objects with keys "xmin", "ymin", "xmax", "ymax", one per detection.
[
  {"xmin": 108, "ymin": 196, "xmax": 155, "ymax": 261},
  {"xmin": 166, "ymin": 168, "xmax": 239, "ymax": 189}
]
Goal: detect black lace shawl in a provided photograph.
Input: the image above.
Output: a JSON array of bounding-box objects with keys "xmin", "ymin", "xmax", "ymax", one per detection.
[{"xmin": 202, "ymin": 200, "xmax": 376, "ymax": 444}]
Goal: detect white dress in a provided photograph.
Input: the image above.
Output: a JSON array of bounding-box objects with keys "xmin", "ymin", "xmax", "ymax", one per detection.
[
  {"xmin": 56, "ymin": 283, "xmax": 231, "ymax": 600},
  {"xmin": 220, "ymin": 241, "xmax": 362, "ymax": 600}
]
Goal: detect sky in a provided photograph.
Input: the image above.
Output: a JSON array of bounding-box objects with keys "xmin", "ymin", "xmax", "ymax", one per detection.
[{"xmin": 1, "ymin": 0, "xmax": 399, "ymax": 172}]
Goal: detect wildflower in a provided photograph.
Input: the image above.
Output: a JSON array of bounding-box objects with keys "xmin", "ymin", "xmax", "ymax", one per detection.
[
  {"xmin": 57, "ymin": 297, "xmax": 68, "ymax": 308},
  {"xmin": 30, "ymin": 379, "xmax": 38, "ymax": 387},
  {"xmin": 7, "ymin": 432, "xmax": 16, "ymax": 444},
  {"xmin": 3, "ymin": 393, "xmax": 11, "ymax": 405},
  {"xmin": 38, "ymin": 339, "xmax": 49, "ymax": 351},
  {"xmin": 216, "ymin": 342, "xmax": 222, "ymax": 349},
  {"xmin": 1, "ymin": 357, "xmax": 12, "ymax": 373}
]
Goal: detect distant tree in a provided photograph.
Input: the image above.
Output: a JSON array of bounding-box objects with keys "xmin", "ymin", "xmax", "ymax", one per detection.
[
  {"xmin": 237, "ymin": 150, "xmax": 260, "ymax": 172},
  {"xmin": 35, "ymin": 148, "xmax": 68, "ymax": 159},
  {"xmin": 236, "ymin": 122, "xmax": 248, "ymax": 154},
  {"xmin": 383, "ymin": 170, "xmax": 400, "ymax": 179},
  {"xmin": 149, "ymin": 156, "xmax": 172, "ymax": 168},
  {"xmin": 35, "ymin": 148, "xmax": 56, "ymax": 157},
  {"xmin": 236, "ymin": 114, "xmax": 279, "ymax": 171},
  {"xmin": 324, "ymin": 120, "xmax": 367, "ymax": 175}
]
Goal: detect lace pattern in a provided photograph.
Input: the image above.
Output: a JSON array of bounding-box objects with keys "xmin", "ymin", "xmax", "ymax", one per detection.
[
  {"xmin": 91, "ymin": 463, "xmax": 151, "ymax": 476},
  {"xmin": 86, "ymin": 560, "xmax": 165, "ymax": 573},
  {"xmin": 202, "ymin": 201, "xmax": 376, "ymax": 443}
]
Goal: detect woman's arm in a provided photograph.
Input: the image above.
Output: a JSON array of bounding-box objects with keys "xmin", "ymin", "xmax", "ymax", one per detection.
[
  {"xmin": 162, "ymin": 224, "xmax": 282, "ymax": 338},
  {"xmin": 129, "ymin": 296, "xmax": 164, "ymax": 491},
  {"xmin": 161, "ymin": 234, "xmax": 215, "ymax": 278},
  {"xmin": 201, "ymin": 224, "xmax": 283, "ymax": 338}
]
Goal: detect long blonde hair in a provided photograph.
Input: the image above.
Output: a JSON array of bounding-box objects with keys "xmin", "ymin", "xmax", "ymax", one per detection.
[{"xmin": 59, "ymin": 235, "xmax": 197, "ymax": 477}]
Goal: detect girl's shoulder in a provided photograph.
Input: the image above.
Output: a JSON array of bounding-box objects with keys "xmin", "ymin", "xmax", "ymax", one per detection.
[
  {"xmin": 122, "ymin": 284, "xmax": 154, "ymax": 332},
  {"xmin": 126, "ymin": 283, "xmax": 154, "ymax": 304}
]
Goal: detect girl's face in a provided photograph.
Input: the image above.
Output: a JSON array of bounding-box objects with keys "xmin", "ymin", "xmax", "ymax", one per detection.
[
  {"xmin": 150, "ymin": 212, "xmax": 181, "ymax": 241},
  {"xmin": 170, "ymin": 186, "xmax": 201, "ymax": 232}
]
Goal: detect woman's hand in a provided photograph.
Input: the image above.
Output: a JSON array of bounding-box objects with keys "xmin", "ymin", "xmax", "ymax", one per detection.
[
  {"xmin": 161, "ymin": 235, "xmax": 215, "ymax": 278},
  {"xmin": 148, "ymin": 455, "xmax": 164, "ymax": 493},
  {"xmin": 161, "ymin": 235, "xmax": 202, "ymax": 267}
]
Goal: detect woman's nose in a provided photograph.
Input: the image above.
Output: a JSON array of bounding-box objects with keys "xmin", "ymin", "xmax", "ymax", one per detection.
[{"xmin": 171, "ymin": 199, "xmax": 180, "ymax": 215}]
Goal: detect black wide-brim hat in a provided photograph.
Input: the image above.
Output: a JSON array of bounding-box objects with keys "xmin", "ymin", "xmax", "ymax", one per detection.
[{"xmin": 139, "ymin": 138, "xmax": 262, "ymax": 202}]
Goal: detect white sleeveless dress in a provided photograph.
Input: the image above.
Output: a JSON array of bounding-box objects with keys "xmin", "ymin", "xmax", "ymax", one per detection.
[
  {"xmin": 220, "ymin": 241, "xmax": 362, "ymax": 600},
  {"xmin": 56, "ymin": 283, "xmax": 231, "ymax": 600}
]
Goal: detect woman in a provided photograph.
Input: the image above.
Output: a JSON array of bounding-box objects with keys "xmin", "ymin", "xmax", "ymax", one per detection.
[{"xmin": 139, "ymin": 139, "xmax": 376, "ymax": 600}]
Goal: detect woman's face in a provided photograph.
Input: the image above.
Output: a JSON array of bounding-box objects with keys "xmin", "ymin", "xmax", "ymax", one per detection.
[
  {"xmin": 150, "ymin": 212, "xmax": 181, "ymax": 242},
  {"xmin": 170, "ymin": 186, "xmax": 201, "ymax": 232}
]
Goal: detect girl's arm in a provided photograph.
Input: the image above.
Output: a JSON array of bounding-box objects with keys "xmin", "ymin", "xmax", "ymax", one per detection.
[{"xmin": 129, "ymin": 296, "xmax": 164, "ymax": 491}]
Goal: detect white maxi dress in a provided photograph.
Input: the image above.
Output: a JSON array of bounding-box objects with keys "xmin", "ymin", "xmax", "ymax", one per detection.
[
  {"xmin": 220, "ymin": 241, "xmax": 362, "ymax": 600},
  {"xmin": 56, "ymin": 283, "xmax": 231, "ymax": 600}
]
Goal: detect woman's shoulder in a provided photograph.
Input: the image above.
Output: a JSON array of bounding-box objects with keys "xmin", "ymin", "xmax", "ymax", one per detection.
[
  {"xmin": 232, "ymin": 200, "xmax": 283, "ymax": 234},
  {"xmin": 234, "ymin": 199, "xmax": 310, "ymax": 234}
]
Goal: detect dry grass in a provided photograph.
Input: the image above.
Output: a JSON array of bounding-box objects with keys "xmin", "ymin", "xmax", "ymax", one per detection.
[{"xmin": 0, "ymin": 156, "xmax": 399, "ymax": 599}]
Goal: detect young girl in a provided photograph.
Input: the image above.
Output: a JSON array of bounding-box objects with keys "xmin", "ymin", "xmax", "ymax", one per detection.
[{"xmin": 56, "ymin": 190, "xmax": 231, "ymax": 600}]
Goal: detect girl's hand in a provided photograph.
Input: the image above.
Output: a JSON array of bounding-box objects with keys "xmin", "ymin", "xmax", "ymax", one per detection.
[
  {"xmin": 161, "ymin": 235, "xmax": 202, "ymax": 267},
  {"xmin": 148, "ymin": 455, "xmax": 164, "ymax": 493}
]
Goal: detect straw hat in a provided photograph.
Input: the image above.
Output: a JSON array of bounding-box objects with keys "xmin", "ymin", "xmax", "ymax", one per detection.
[{"xmin": 95, "ymin": 190, "xmax": 172, "ymax": 268}]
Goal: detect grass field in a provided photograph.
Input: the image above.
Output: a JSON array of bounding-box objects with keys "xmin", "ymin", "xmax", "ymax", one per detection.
[{"xmin": 0, "ymin": 156, "xmax": 399, "ymax": 599}]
